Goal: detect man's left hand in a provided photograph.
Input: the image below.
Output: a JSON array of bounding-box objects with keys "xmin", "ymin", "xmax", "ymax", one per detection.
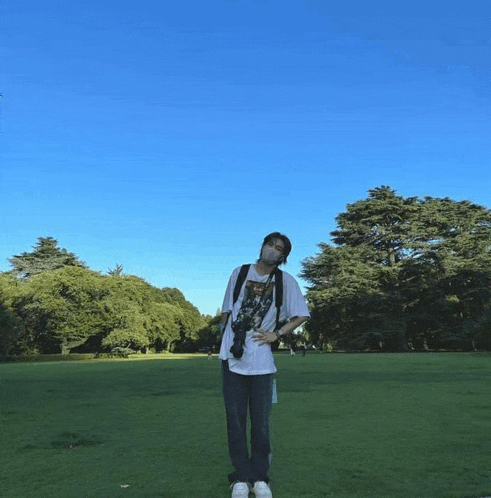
[{"xmin": 252, "ymin": 329, "xmax": 277, "ymax": 345}]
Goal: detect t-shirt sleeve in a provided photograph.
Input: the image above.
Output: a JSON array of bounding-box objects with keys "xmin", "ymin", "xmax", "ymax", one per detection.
[
  {"xmin": 221, "ymin": 267, "xmax": 240, "ymax": 314},
  {"xmin": 283, "ymin": 273, "xmax": 310, "ymax": 320}
]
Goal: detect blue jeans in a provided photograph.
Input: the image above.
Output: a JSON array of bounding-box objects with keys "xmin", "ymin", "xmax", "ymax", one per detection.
[{"xmin": 221, "ymin": 360, "xmax": 273, "ymax": 485}]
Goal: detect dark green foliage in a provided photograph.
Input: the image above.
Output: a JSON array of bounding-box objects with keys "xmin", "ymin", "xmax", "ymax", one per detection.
[
  {"xmin": 1, "ymin": 354, "xmax": 96, "ymax": 362},
  {"xmin": 159, "ymin": 287, "xmax": 206, "ymax": 352},
  {"xmin": 301, "ymin": 186, "xmax": 491, "ymax": 351},
  {"xmin": 1, "ymin": 238, "xmax": 205, "ymax": 355},
  {"xmin": 0, "ymin": 274, "xmax": 24, "ymax": 355},
  {"xmin": 194, "ymin": 311, "xmax": 223, "ymax": 352},
  {"xmin": 7, "ymin": 236, "xmax": 88, "ymax": 279},
  {"xmin": 106, "ymin": 263, "xmax": 124, "ymax": 276},
  {"xmin": 0, "ymin": 301, "xmax": 23, "ymax": 355}
]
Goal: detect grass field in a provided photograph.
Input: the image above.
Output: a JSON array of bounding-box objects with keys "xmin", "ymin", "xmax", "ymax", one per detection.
[{"xmin": 1, "ymin": 353, "xmax": 491, "ymax": 498}]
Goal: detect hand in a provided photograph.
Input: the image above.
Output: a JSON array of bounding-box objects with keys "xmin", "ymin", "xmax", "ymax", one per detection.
[{"xmin": 252, "ymin": 329, "xmax": 277, "ymax": 345}]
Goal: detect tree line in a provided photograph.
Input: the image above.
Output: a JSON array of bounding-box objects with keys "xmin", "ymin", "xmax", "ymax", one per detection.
[
  {"xmin": 0, "ymin": 237, "xmax": 217, "ymax": 356},
  {"xmin": 300, "ymin": 186, "xmax": 491, "ymax": 352},
  {"xmin": 1, "ymin": 186, "xmax": 490, "ymax": 356}
]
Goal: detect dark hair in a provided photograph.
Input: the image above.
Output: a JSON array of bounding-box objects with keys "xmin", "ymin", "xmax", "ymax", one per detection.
[{"xmin": 258, "ymin": 232, "xmax": 292, "ymax": 265}]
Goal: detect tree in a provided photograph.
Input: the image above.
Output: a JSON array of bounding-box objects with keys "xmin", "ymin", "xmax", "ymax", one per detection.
[
  {"xmin": 7, "ymin": 237, "xmax": 88, "ymax": 279},
  {"xmin": 159, "ymin": 288, "xmax": 206, "ymax": 352},
  {"xmin": 301, "ymin": 186, "xmax": 491, "ymax": 351},
  {"xmin": 195, "ymin": 311, "xmax": 223, "ymax": 352},
  {"xmin": 2, "ymin": 239, "xmax": 208, "ymax": 355},
  {"xmin": 101, "ymin": 300, "xmax": 150, "ymax": 351},
  {"xmin": 99, "ymin": 276, "xmax": 201, "ymax": 352},
  {"xmin": 11, "ymin": 266, "xmax": 115, "ymax": 354},
  {"xmin": 0, "ymin": 274, "xmax": 24, "ymax": 355},
  {"xmin": 99, "ymin": 275, "xmax": 182, "ymax": 352},
  {"xmin": 145, "ymin": 302, "xmax": 182, "ymax": 351},
  {"xmin": 107, "ymin": 264, "xmax": 124, "ymax": 277}
]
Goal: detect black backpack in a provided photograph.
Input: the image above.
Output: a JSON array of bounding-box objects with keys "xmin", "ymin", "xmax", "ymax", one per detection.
[{"xmin": 232, "ymin": 264, "xmax": 284, "ymax": 330}]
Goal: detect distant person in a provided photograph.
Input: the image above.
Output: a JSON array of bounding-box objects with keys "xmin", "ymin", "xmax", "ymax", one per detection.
[
  {"xmin": 301, "ymin": 344, "xmax": 306, "ymax": 357},
  {"xmin": 290, "ymin": 344, "xmax": 296, "ymax": 357},
  {"xmin": 219, "ymin": 232, "xmax": 310, "ymax": 498},
  {"xmin": 207, "ymin": 347, "xmax": 213, "ymax": 360}
]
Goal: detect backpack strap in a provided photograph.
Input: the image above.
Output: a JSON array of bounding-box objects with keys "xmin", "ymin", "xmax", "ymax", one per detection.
[
  {"xmin": 273, "ymin": 268, "xmax": 283, "ymax": 330},
  {"xmin": 233, "ymin": 264, "xmax": 251, "ymax": 304}
]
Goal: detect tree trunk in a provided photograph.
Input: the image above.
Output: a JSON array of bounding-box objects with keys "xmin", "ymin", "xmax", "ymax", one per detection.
[
  {"xmin": 388, "ymin": 249, "xmax": 396, "ymax": 267},
  {"xmin": 60, "ymin": 339, "xmax": 88, "ymax": 355}
]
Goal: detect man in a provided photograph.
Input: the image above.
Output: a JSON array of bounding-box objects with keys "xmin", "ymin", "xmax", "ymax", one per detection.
[{"xmin": 219, "ymin": 232, "xmax": 310, "ymax": 498}]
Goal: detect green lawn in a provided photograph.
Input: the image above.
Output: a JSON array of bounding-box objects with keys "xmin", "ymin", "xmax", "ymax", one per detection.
[{"xmin": 1, "ymin": 353, "xmax": 491, "ymax": 498}]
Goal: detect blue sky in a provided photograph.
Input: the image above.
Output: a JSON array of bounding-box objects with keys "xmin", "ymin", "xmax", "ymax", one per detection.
[{"xmin": 1, "ymin": 0, "xmax": 490, "ymax": 316}]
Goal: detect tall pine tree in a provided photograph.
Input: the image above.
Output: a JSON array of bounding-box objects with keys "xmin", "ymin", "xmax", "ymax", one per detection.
[
  {"xmin": 7, "ymin": 237, "xmax": 88, "ymax": 279},
  {"xmin": 301, "ymin": 186, "xmax": 491, "ymax": 351}
]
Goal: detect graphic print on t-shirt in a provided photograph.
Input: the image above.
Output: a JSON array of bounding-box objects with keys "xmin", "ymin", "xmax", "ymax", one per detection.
[{"xmin": 234, "ymin": 279, "xmax": 275, "ymax": 331}]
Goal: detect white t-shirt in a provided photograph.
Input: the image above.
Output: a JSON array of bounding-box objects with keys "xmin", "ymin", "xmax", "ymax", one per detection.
[{"xmin": 219, "ymin": 264, "xmax": 310, "ymax": 375}]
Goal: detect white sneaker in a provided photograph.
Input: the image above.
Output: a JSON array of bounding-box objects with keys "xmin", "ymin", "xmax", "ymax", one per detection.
[
  {"xmin": 231, "ymin": 482, "xmax": 250, "ymax": 498},
  {"xmin": 251, "ymin": 481, "xmax": 272, "ymax": 498}
]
